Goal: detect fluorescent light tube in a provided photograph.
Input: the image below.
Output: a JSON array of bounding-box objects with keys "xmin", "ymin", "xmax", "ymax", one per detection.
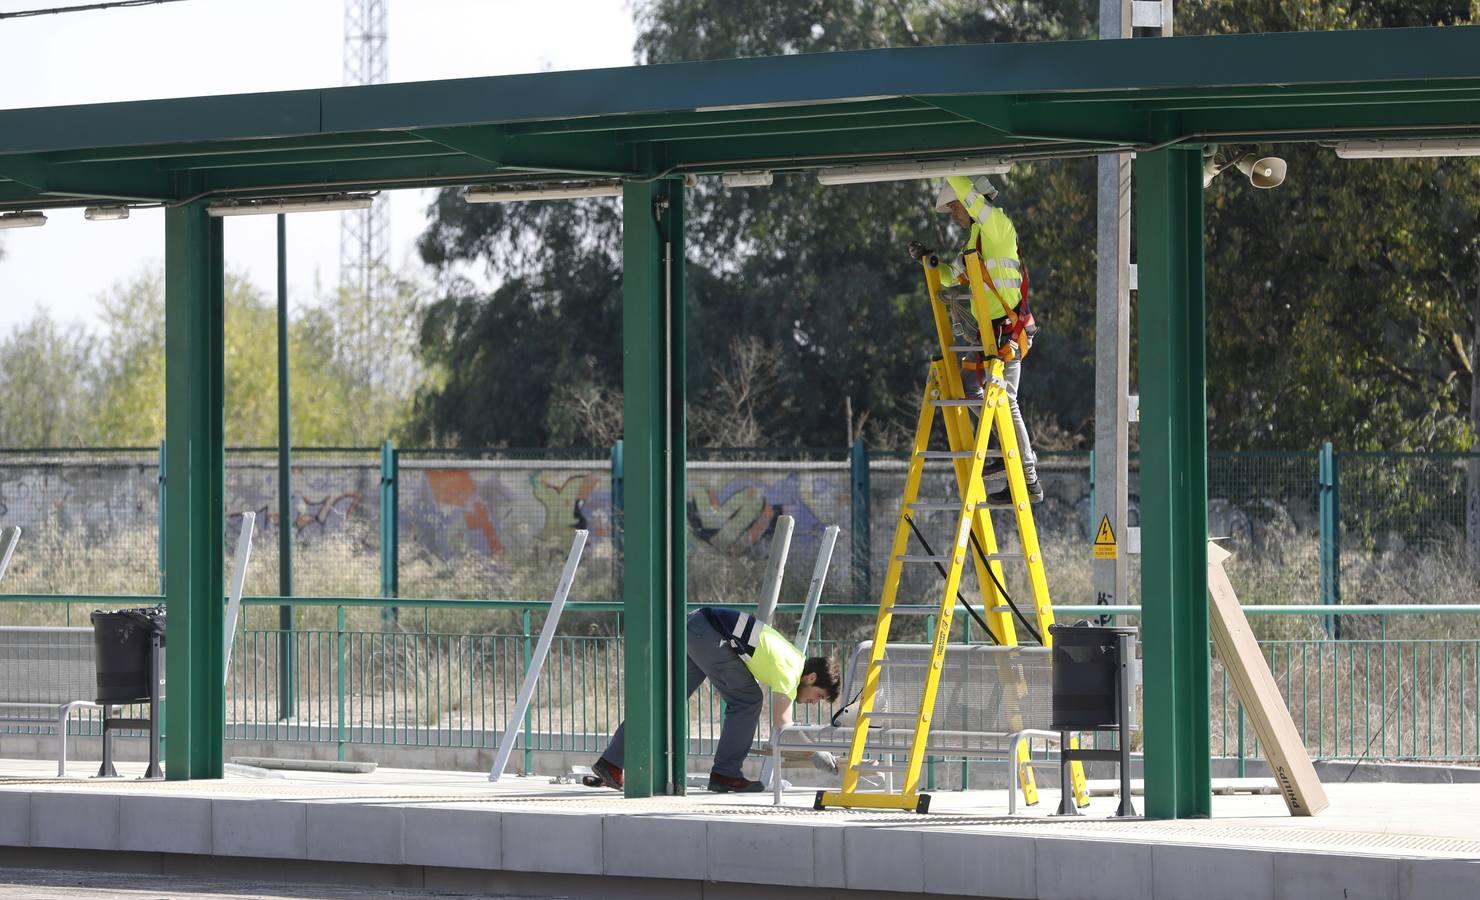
[
  {"xmin": 816, "ymin": 157, "xmax": 1011, "ymax": 186},
  {"xmin": 0, "ymin": 211, "xmax": 46, "ymax": 229},
  {"xmin": 463, "ymin": 182, "xmax": 623, "ymax": 203},
  {"xmin": 84, "ymin": 205, "xmax": 130, "ymax": 222},
  {"xmin": 207, "ymin": 194, "xmax": 375, "ymax": 217},
  {"xmin": 721, "ymin": 171, "xmax": 773, "ymax": 188},
  {"xmin": 1334, "ymin": 139, "xmax": 1480, "ymax": 159}
]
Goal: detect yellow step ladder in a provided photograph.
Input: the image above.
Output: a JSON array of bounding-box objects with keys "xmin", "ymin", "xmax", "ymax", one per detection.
[{"xmin": 816, "ymin": 251, "xmax": 1088, "ymax": 814}]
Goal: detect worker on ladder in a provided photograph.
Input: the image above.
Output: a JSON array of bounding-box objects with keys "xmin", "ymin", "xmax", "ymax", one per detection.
[
  {"xmin": 586, "ymin": 607, "xmax": 841, "ymax": 793},
  {"xmin": 911, "ymin": 174, "xmax": 1042, "ymax": 505}
]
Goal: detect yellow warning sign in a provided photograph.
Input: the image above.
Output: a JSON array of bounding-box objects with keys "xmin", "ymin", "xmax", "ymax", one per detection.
[{"xmin": 1093, "ymin": 515, "xmax": 1117, "ymax": 560}]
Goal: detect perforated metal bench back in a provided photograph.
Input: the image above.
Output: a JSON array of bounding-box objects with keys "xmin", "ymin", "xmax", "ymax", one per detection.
[
  {"xmin": 0, "ymin": 627, "xmax": 96, "ymax": 705},
  {"xmin": 846, "ymin": 642, "xmax": 1055, "ymax": 734}
]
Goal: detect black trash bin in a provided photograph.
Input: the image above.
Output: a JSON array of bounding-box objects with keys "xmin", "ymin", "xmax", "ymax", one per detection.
[
  {"xmin": 1050, "ymin": 623, "xmax": 1135, "ymax": 729},
  {"xmin": 91, "ymin": 607, "xmax": 166, "ymax": 703},
  {"xmin": 90, "ymin": 606, "xmax": 166, "ymax": 778},
  {"xmin": 1048, "ymin": 622, "xmax": 1138, "ymax": 817}
]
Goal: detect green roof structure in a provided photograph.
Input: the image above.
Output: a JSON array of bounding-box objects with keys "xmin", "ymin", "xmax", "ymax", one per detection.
[{"xmin": 4, "ymin": 24, "xmax": 1478, "ymax": 819}]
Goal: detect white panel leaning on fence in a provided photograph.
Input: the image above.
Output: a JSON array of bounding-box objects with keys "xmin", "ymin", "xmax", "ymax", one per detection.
[
  {"xmin": 224, "ymin": 512, "xmax": 255, "ymax": 683},
  {"xmin": 489, "ymin": 529, "xmax": 589, "ymax": 782}
]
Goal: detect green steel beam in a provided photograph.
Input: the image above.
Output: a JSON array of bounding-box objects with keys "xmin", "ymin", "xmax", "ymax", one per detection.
[
  {"xmin": 5, "ymin": 27, "xmax": 1480, "ymax": 162},
  {"xmin": 46, "ymin": 132, "xmax": 428, "ymax": 165},
  {"xmin": 1136, "ymin": 146, "xmax": 1212, "ymax": 820},
  {"xmin": 159, "ymin": 144, "xmax": 461, "ymax": 172},
  {"xmin": 163, "ymin": 202, "xmax": 227, "ymax": 780},
  {"xmin": 620, "ymin": 176, "xmax": 687, "ymax": 798},
  {"xmin": 500, "ymin": 98, "xmax": 932, "ymax": 137},
  {"xmin": 276, "ymin": 214, "xmax": 295, "ymax": 723},
  {"xmin": 411, "ymin": 127, "xmax": 636, "ymax": 176},
  {"xmin": 0, "ymin": 155, "xmax": 175, "ymax": 202}
]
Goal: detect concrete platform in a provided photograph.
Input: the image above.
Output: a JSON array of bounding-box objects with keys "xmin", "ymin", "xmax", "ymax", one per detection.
[{"xmin": 2, "ymin": 758, "xmax": 1477, "ymax": 900}]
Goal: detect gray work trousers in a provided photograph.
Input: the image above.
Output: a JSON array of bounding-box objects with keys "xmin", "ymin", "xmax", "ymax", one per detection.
[
  {"xmin": 1000, "ymin": 357, "xmax": 1038, "ymax": 483},
  {"xmin": 600, "ymin": 610, "xmax": 763, "ymax": 777}
]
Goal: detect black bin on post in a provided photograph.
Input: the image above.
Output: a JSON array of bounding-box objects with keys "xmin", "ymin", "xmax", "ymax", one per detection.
[
  {"xmin": 91, "ymin": 607, "xmax": 165, "ymax": 779},
  {"xmin": 1050, "ymin": 623, "xmax": 1137, "ymax": 817}
]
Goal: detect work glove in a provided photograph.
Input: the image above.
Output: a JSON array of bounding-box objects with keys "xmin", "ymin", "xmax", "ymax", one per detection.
[
  {"xmin": 811, "ymin": 751, "xmax": 840, "ymax": 774},
  {"xmin": 907, "ymin": 240, "xmax": 932, "ymax": 262}
]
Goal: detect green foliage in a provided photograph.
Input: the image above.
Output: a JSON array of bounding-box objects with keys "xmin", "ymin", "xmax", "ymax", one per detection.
[
  {"xmin": 0, "ymin": 310, "xmax": 96, "ymax": 447},
  {"xmin": 2, "ymin": 266, "xmax": 420, "ymax": 448},
  {"xmin": 408, "ymin": 0, "xmax": 1480, "ymax": 454}
]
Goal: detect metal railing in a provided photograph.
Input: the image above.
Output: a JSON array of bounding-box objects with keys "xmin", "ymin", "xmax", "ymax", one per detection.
[{"xmin": 5, "ymin": 596, "xmax": 1477, "ymax": 775}]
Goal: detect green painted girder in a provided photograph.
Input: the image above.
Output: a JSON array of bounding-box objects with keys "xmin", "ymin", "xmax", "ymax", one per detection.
[
  {"xmin": 45, "ymin": 132, "xmax": 430, "ymax": 166},
  {"xmin": 0, "ymin": 155, "xmax": 175, "ymax": 202},
  {"xmin": 500, "ymin": 98, "xmax": 933, "ymax": 137},
  {"xmin": 657, "ymin": 123, "xmax": 1038, "ymax": 172},
  {"xmin": 618, "ymin": 108, "xmax": 963, "ymax": 145},
  {"xmin": 158, "ymin": 143, "xmax": 460, "ymax": 172},
  {"xmin": 1177, "ymin": 100, "xmax": 1480, "ymax": 141},
  {"xmin": 194, "ymin": 155, "xmax": 513, "ymax": 196},
  {"xmin": 412, "ymin": 127, "xmax": 637, "ymax": 177},
  {"xmin": 1012, "ymin": 78, "xmax": 1480, "ymax": 109},
  {"xmin": 921, "ymin": 96, "xmax": 1149, "ymax": 146},
  {"xmin": 4, "ymin": 27, "xmax": 1479, "ymax": 161}
]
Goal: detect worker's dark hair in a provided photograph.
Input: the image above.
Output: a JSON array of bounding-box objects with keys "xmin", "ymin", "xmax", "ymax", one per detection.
[{"xmin": 803, "ymin": 656, "xmax": 842, "ymax": 703}]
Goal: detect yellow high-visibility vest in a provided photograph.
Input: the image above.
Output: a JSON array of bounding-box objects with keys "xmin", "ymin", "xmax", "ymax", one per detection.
[{"xmin": 942, "ymin": 175, "xmax": 1024, "ymax": 322}]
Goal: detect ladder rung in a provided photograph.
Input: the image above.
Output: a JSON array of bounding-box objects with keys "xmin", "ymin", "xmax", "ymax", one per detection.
[
  {"xmin": 873, "ymin": 659, "xmax": 930, "ymax": 668},
  {"xmin": 989, "ymin": 606, "xmax": 1012, "ymax": 613},
  {"xmin": 948, "ymin": 345, "xmax": 985, "ymax": 353},
  {"xmin": 982, "ymin": 552, "xmax": 1024, "ymax": 561},
  {"xmin": 917, "ymin": 450, "xmax": 972, "ymax": 459},
  {"xmin": 862, "ymin": 711, "xmax": 919, "ymax": 721},
  {"xmin": 932, "ymin": 399, "xmax": 983, "ymax": 407},
  {"xmin": 896, "ymin": 554, "xmax": 951, "ymax": 564},
  {"xmin": 886, "ymin": 606, "xmax": 948, "ymax": 615},
  {"xmin": 854, "ymin": 764, "xmax": 912, "ymax": 773},
  {"xmin": 909, "ymin": 501, "xmax": 965, "ymax": 511}
]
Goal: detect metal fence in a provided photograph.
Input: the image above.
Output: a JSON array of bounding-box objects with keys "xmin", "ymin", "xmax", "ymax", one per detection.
[{"xmin": 7, "ymin": 598, "xmax": 1477, "ymax": 774}]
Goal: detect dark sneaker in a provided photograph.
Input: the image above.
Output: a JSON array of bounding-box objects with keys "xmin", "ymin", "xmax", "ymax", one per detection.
[
  {"xmin": 708, "ymin": 771, "xmax": 765, "ymax": 793},
  {"xmin": 983, "ymin": 458, "xmax": 1006, "ymax": 479},
  {"xmin": 988, "ymin": 479, "xmax": 1043, "ymax": 506},
  {"xmin": 583, "ymin": 757, "xmax": 623, "ymax": 790}
]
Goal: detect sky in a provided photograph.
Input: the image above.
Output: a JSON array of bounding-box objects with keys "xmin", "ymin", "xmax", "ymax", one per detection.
[{"xmin": 0, "ymin": 0, "xmax": 640, "ymax": 336}]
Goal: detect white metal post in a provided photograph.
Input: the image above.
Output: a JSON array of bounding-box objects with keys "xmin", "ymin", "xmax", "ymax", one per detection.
[{"xmin": 490, "ymin": 530, "xmax": 589, "ymax": 781}]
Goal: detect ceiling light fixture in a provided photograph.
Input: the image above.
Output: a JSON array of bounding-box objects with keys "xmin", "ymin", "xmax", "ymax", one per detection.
[
  {"xmin": 1334, "ymin": 139, "xmax": 1480, "ymax": 159},
  {"xmin": 0, "ymin": 211, "xmax": 47, "ymax": 229},
  {"xmin": 816, "ymin": 157, "xmax": 1011, "ymax": 186},
  {"xmin": 462, "ymin": 182, "xmax": 623, "ymax": 203},
  {"xmin": 721, "ymin": 171, "xmax": 773, "ymax": 188},
  {"xmin": 84, "ymin": 205, "xmax": 130, "ymax": 222},
  {"xmin": 206, "ymin": 193, "xmax": 375, "ymax": 217}
]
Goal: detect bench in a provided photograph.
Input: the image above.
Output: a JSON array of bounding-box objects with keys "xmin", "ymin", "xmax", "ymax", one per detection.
[
  {"xmin": 0, "ymin": 626, "xmax": 104, "ymax": 776},
  {"xmin": 771, "ymin": 641, "xmax": 1062, "ymax": 812}
]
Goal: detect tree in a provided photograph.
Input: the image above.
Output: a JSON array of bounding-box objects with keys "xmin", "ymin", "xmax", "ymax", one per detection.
[
  {"xmin": 0, "ymin": 311, "xmax": 97, "ymax": 447},
  {"xmin": 411, "ymin": 0, "xmax": 1480, "ymax": 454},
  {"xmin": 89, "ymin": 267, "xmax": 420, "ymax": 447}
]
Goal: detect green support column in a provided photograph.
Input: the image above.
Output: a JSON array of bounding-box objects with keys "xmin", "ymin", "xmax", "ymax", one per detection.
[
  {"xmin": 1136, "ymin": 147, "xmax": 1212, "ymax": 819},
  {"xmin": 621, "ymin": 177, "xmax": 688, "ymax": 797},
  {"xmin": 164, "ymin": 203, "xmax": 227, "ymax": 780},
  {"xmin": 276, "ymin": 213, "xmax": 296, "ymax": 722}
]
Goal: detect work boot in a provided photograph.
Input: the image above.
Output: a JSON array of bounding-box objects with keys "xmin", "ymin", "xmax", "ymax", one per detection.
[
  {"xmin": 987, "ymin": 479, "xmax": 1043, "ymax": 506},
  {"xmin": 707, "ymin": 771, "xmax": 765, "ymax": 793},
  {"xmin": 983, "ymin": 458, "xmax": 1006, "ymax": 479},
  {"xmin": 584, "ymin": 757, "xmax": 623, "ymax": 790}
]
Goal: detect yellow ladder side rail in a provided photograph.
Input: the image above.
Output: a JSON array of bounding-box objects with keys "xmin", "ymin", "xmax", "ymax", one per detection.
[
  {"xmin": 896, "ymin": 393, "xmax": 997, "ymax": 799},
  {"xmin": 836, "ymin": 377, "xmax": 940, "ymax": 796},
  {"xmin": 922, "ymin": 260, "xmax": 1014, "ymax": 645}
]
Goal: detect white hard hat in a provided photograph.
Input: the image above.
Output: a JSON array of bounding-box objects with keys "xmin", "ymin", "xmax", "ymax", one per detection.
[
  {"xmin": 934, "ymin": 176, "xmax": 999, "ymax": 213},
  {"xmin": 934, "ymin": 183, "xmax": 957, "ymax": 212}
]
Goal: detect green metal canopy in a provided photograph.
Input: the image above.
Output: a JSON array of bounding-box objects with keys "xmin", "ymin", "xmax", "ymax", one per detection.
[
  {"xmin": 3, "ymin": 25, "xmax": 1480, "ymax": 208},
  {"xmin": 4, "ymin": 24, "xmax": 1478, "ymax": 820}
]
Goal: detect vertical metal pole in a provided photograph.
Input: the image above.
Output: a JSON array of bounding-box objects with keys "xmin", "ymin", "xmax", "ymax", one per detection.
[
  {"xmin": 164, "ymin": 202, "xmax": 226, "ymax": 780},
  {"xmin": 380, "ymin": 440, "xmax": 398, "ymax": 629},
  {"xmin": 276, "ymin": 214, "xmax": 295, "ymax": 721},
  {"xmin": 1136, "ymin": 145, "xmax": 1211, "ymax": 819},
  {"xmin": 621, "ymin": 177, "xmax": 688, "ymax": 797},
  {"xmin": 157, "ymin": 440, "xmax": 167, "ymax": 595},
  {"xmin": 1094, "ymin": 0, "xmax": 1133, "ymax": 618},
  {"xmin": 611, "ymin": 439, "xmax": 624, "ymax": 597},
  {"xmin": 1318, "ymin": 441, "xmax": 1341, "ymax": 637},
  {"xmin": 850, "ymin": 438, "xmax": 871, "ymax": 603}
]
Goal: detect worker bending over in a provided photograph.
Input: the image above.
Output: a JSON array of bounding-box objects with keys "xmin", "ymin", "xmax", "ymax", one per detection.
[
  {"xmin": 588, "ymin": 606, "xmax": 841, "ymax": 793},
  {"xmin": 911, "ymin": 174, "xmax": 1042, "ymax": 505}
]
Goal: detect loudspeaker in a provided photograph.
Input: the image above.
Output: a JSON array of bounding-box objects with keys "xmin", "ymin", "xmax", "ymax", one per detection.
[{"xmin": 1237, "ymin": 154, "xmax": 1287, "ymax": 189}]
